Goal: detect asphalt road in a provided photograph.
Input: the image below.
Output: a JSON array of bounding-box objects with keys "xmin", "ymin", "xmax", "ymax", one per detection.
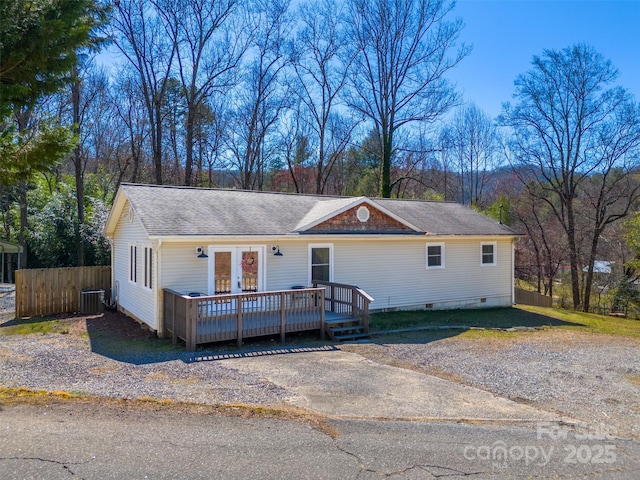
[{"xmin": 1, "ymin": 402, "xmax": 639, "ymax": 479}]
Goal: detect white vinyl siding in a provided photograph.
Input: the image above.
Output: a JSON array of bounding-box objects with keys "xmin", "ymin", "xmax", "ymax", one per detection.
[
  {"xmin": 160, "ymin": 243, "xmax": 210, "ymax": 294},
  {"xmin": 264, "ymin": 242, "xmax": 309, "ymax": 290},
  {"xmin": 115, "ymin": 232, "xmax": 513, "ymax": 332},
  {"xmin": 330, "ymin": 237, "xmax": 512, "ymax": 310},
  {"xmin": 112, "ymin": 201, "xmax": 155, "ymax": 328}
]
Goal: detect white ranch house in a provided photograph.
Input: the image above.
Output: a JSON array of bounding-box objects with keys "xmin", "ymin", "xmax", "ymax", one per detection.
[{"xmin": 104, "ymin": 184, "xmax": 519, "ymax": 348}]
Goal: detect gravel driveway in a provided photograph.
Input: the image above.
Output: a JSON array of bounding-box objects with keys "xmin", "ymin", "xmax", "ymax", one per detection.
[
  {"xmin": 343, "ymin": 330, "xmax": 640, "ymax": 439},
  {"xmin": 1, "ymin": 292, "xmax": 638, "ymax": 439}
]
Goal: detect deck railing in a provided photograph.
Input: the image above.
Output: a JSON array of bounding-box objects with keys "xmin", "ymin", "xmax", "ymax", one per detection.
[
  {"xmin": 312, "ymin": 280, "xmax": 373, "ymax": 333},
  {"xmin": 163, "ymin": 288, "xmax": 325, "ymax": 351}
]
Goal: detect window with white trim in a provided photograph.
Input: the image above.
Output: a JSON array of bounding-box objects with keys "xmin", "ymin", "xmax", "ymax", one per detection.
[
  {"xmin": 143, "ymin": 246, "xmax": 153, "ymax": 289},
  {"xmin": 309, "ymin": 244, "xmax": 333, "ymax": 283},
  {"xmin": 481, "ymin": 242, "xmax": 497, "ymax": 266},
  {"xmin": 129, "ymin": 244, "xmax": 137, "ymax": 283},
  {"xmin": 426, "ymin": 243, "xmax": 445, "ymax": 269}
]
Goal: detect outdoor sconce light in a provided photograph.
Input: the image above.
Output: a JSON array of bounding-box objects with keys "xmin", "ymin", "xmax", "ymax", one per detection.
[
  {"xmin": 272, "ymin": 246, "xmax": 283, "ymax": 256},
  {"xmin": 196, "ymin": 247, "xmax": 208, "ymax": 258}
]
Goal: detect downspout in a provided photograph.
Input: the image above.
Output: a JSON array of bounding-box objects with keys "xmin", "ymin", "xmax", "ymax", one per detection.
[
  {"xmin": 155, "ymin": 238, "xmax": 163, "ymax": 337},
  {"xmin": 108, "ymin": 237, "xmax": 115, "ymax": 305}
]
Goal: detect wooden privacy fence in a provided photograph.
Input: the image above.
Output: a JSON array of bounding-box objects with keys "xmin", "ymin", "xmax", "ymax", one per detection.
[
  {"xmin": 514, "ymin": 287, "xmax": 553, "ymax": 308},
  {"xmin": 15, "ymin": 266, "xmax": 111, "ymax": 317}
]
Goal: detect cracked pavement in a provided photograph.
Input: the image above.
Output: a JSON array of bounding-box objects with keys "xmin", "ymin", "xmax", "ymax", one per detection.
[{"xmin": 1, "ymin": 402, "xmax": 639, "ymax": 479}]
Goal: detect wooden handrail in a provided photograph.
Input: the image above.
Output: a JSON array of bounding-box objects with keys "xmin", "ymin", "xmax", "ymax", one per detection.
[
  {"xmin": 312, "ymin": 280, "xmax": 373, "ymax": 333},
  {"xmin": 163, "ymin": 287, "xmax": 326, "ymax": 351}
]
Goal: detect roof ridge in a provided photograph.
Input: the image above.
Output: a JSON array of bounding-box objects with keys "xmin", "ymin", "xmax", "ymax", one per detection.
[{"xmin": 121, "ymin": 183, "xmax": 350, "ymax": 200}]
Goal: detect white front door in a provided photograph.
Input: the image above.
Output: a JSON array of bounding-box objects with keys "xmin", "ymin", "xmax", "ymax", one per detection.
[{"xmin": 208, "ymin": 246, "xmax": 264, "ymax": 296}]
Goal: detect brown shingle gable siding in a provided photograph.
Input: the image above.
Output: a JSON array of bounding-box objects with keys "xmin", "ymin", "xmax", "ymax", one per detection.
[{"xmin": 307, "ymin": 204, "xmax": 416, "ymax": 233}]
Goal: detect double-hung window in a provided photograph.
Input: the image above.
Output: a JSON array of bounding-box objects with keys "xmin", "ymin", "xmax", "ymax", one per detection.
[
  {"xmin": 481, "ymin": 242, "xmax": 497, "ymax": 266},
  {"xmin": 309, "ymin": 244, "xmax": 333, "ymax": 283},
  {"xmin": 426, "ymin": 243, "xmax": 445, "ymax": 269}
]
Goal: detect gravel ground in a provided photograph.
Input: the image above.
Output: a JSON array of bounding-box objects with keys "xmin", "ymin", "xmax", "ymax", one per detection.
[
  {"xmin": 0, "ymin": 289, "xmax": 296, "ymax": 406},
  {"xmin": 343, "ymin": 330, "xmax": 640, "ymax": 438},
  {"xmin": 1, "ymin": 288, "xmax": 639, "ymax": 438},
  {"xmin": 0, "ymin": 332, "xmax": 294, "ymax": 405},
  {"xmin": 0, "ymin": 285, "xmax": 14, "ymax": 323}
]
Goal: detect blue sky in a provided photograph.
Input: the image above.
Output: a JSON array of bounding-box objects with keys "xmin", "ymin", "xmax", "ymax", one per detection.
[{"xmin": 448, "ymin": 0, "xmax": 640, "ymax": 118}]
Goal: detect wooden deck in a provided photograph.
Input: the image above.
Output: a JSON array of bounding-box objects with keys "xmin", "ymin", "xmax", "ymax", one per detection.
[{"xmin": 163, "ymin": 282, "xmax": 373, "ymax": 351}]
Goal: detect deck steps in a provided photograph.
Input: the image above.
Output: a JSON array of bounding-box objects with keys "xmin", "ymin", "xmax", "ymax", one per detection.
[
  {"xmin": 330, "ymin": 326, "xmax": 365, "ymax": 333},
  {"xmin": 324, "ymin": 315, "xmax": 369, "ymax": 342},
  {"xmin": 334, "ymin": 332, "xmax": 370, "ymax": 341},
  {"xmin": 325, "ymin": 317, "xmax": 356, "ymax": 325}
]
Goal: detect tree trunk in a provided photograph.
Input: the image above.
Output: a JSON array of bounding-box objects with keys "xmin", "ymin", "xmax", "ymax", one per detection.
[
  {"xmin": 566, "ymin": 205, "xmax": 582, "ymax": 310},
  {"xmin": 71, "ymin": 66, "xmax": 85, "ymax": 266},
  {"xmin": 184, "ymin": 106, "xmax": 195, "ymax": 186},
  {"xmin": 380, "ymin": 126, "xmax": 393, "ymax": 198},
  {"xmin": 18, "ymin": 182, "xmax": 28, "ymax": 269},
  {"xmin": 153, "ymin": 102, "xmax": 163, "ymax": 185},
  {"xmin": 582, "ymin": 231, "xmax": 602, "ymax": 312}
]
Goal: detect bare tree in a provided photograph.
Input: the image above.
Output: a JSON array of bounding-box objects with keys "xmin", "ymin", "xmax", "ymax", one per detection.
[
  {"xmin": 502, "ymin": 44, "xmax": 640, "ymax": 311},
  {"xmin": 431, "ymin": 126, "xmax": 459, "ymax": 201},
  {"xmin": 67, "ymin": 62, "xmax": 112, "ymax": 265},
  {"xmin": 450, "ymin": 103, "xmax": 500, "ymax": 207},
  {"xmin": 513, "ymin": 186, "xmax": 567, "ymax": 297},
  {"xmin": 291, "ymin": 0, "xmax": 355, "ymax": 194},
  {"xmin": 346, "ymin": 0, "xmax": 469, "ymax": 197},
  {"xmin": 111, "ymin": 0, "xmax": 177, "ymax": 185},
  {"xmin": 112, "ymin": 72, "xmax": 149, "ymax": 186},
  {"xmin": 225, "ymin": 0, "xmax": 293, "ymax": 190},
  {"xmin": 154, "ymin": 0, "xmax": 246, "ymax": 186}
]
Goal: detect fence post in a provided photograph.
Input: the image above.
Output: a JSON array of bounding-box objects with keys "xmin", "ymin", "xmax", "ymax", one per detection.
[
  {"xmin": 330, "ymin": 285, "xmax": 335, "ymax": 312},
  {"xmin": 237, "ymin": 298, "xmax": 243, "ymax": 348},
  {"xmin": 320, "ymin": 289, "xmax": 325, "ymax": 340},
  {"xmin": 351, "ymin": 287, "xmax": 357, "ymax": 318},
  {"xmin": 15, "ymin": 269, "xmax": 22, "ymax": 317},
  {"xmin": 280, "ymin": 291, "xmax": 286, "ymax": 343},
  {"xmin": 186, "ymin": 298, "xmax": 197, "ymax": 352},
  {"xmin": 362, "ymin": 296, "xmax": 369, "ymax": 333},
  {"xmin": 171, "ymin": 292, "xmax": 177, "ymax": 344}
]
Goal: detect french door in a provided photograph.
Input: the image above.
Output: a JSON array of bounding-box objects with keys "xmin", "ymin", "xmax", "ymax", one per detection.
[{"xmin": 207, "ymin": 246, "xmax": 264, "ymax": 296}]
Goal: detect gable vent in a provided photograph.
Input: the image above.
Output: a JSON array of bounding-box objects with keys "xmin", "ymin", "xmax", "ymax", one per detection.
[{"xmin": 356, "ymin": 206, "xmax": 370, "ymax": 222}]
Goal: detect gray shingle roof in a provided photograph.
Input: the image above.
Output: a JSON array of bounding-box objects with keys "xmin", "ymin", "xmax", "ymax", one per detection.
[{"xmin": 116, "ymin": 183, "xmax": 518, "ymax": 237}]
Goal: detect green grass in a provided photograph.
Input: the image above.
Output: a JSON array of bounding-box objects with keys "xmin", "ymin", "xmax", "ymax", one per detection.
[
  {"xmin": 370, "ymin": 305, "xmax": 640, "ymax": 338},
  {"xmin": 0, "ymin": 316, "xmax": 73, "ymax": 335},
  {"xmin": 518, "ymin": 305, "xmax": 640, "ymax": 337}
]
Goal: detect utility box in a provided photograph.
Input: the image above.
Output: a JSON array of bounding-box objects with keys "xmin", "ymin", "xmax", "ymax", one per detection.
[{"xmin": 80, "ymin": 289, "xmax": 105, "ymax": 314}]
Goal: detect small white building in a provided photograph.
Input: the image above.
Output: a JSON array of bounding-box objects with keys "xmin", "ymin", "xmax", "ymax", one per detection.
[{"xmin": 104, "ymin": 184, "xmax": 519, "ymax": 337}]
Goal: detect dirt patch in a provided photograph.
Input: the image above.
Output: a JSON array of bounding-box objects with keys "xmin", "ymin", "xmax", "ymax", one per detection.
[
  {"xmin": 0, "ymin": 386, "xmax": 339, "ymax": 438},
  {"xmin": 0, "ymin": 310, "xmax": 155, "ymax": 339},
  {"xmin": 626, "ymin": 375, "xmax": 640, "ymax": 387}
]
